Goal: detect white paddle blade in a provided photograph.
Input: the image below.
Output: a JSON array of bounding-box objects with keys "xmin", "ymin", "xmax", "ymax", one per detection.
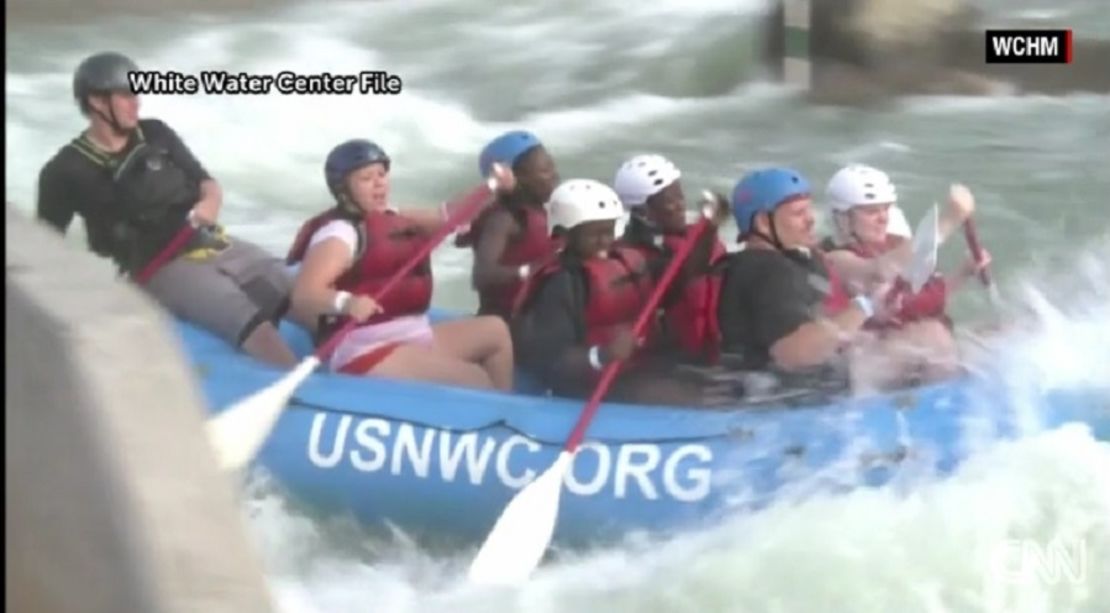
[
  {"xmin": 907, "ymin": 204, "xmax": 940, "ymax": 293},
  {"xmin": 205, "ymin": 356, "xmax": 321, "ymax": 471},
  {"xmin": 467, "ymin": 450, "xmax": 575, "ymax": 586}
]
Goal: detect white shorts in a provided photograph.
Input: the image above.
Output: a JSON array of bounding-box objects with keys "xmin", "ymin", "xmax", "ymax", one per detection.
[{"xmin": 330, "ymin": 313, "xmax": 436, "ymax": 374}]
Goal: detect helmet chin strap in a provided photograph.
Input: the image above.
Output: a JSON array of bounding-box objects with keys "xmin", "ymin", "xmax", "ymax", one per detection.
[
  {"xmin": 336, "ymin": 191, "xmax": 363, "ymax": 216},
  {"xmin": 749, "ymin": 212, "xmax": 788, "ymax": 253},
  {"xmin": 91, "ymin": 94, "xmax": 133, "ymax": 139}
]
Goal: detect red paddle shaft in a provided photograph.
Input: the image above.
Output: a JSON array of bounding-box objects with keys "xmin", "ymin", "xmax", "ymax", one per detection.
[
  {"xmin": 562, "ymin": 217, "xmax": 712, "ymax": 453},
  {"xmin": 314, "ymin": 182, "xmax": 495, "ymax": 360},
  {"xmin": 963, "ymin": 218, "xmax": 992, "ymax": 286}
]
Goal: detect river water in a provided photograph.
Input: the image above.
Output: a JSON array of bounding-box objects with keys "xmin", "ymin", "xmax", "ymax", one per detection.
[{"xmin": 6, "ymin": 1, "xmax": 1109, "ymax": 611}]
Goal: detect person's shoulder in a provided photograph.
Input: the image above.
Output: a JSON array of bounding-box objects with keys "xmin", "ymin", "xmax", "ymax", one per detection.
[
  {"xmin": 727, "ymin": 245, "xmax": 792, "ymax": 269},
  {"xmin": 723, "ymin": 246, "xmax": 803, "ymax": 284},
  {"xmin": 311, "ymin": 217, "xmax": 359, "ymax": 242},
  {"xmin": 138, "ymin": 117, "xmax": 172, "ymax": 133},
  {"xmin": 137, "ymin": 117, "xmax": 185, "ymax": 143},
  {"xmin": 38, "ymin": 136, "xmax": 92, "ymax": 182}
]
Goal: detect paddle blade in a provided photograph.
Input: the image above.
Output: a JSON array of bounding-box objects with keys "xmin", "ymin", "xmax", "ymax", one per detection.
[
  {"xmin": 467, "ymin": 450, "xmax": 575, "ymax": 586},
  {"xmin": 205, "ymin": 356, "xmax": 320, "ymax": 471},
  {"xmin": 906, "ymin": 204, "xmax": 940, "ymax": 293}
]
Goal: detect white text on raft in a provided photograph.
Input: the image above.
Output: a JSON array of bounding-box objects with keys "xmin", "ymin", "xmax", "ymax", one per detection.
[{"xmin": 306, "ymin": 413, "xmax": 713, "ymax": 502}]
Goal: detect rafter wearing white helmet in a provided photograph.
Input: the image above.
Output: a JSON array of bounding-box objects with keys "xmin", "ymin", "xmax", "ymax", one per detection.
[
  {"xmin": 546, "ymin": 178, "xmax": 625, "ymax": 235},
  {"xmin": 825, "ymin": 164, "xmax": 908, "ymax": 245},
  {"xmin": 613, "ymin": 154, "xmax": 682, "ymax": 209}
]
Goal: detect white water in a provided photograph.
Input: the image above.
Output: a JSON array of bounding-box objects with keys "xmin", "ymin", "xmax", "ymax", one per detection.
[
  {"xmin": 232, "ymin": 247, "xmax": 1110, "ymax": 613},
  {"xmin": 6, "ymin": 0, "xmax": 1109, "ymax": 610}
]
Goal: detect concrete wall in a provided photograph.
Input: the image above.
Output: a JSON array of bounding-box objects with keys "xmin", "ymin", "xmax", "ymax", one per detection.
[{"xmin": 5, "ymin": 206, "xmax": 274, "ymax": 613}]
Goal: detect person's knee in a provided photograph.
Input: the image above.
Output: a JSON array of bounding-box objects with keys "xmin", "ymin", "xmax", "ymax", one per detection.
[
  {"xmin": 906, "ymin": 319, "xmax": 958, "ymax": 357},
  {"xmin": 241, "ymin": 320, "xmax": 297, "ymax": 366},
  {"xmin": 475, "ymin": 315, "xmax": 511, "ymax": 344}
]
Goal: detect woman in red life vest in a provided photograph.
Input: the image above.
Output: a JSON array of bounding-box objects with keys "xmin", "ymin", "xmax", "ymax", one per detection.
[
  {"xmin": 455, "ymin": 130, "xmax": 561, "ymax": 321},
  {"xmin": 821, "ymin": 164, "xmax": 991, "ymax": 388},
  {"xmin": 511, "ymin": 178, "xmax": 702, "ymax": 405},
  {"xmin": 287, "ymin": 139, "xmax": 516, "ymax": 391},
  {"xmin": 612, "ymin": 154, "xmax": 730, "ymax": 364}
]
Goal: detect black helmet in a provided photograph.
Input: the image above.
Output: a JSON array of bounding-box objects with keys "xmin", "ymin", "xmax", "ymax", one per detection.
[
  {"xmin": 73, "ymin": 51, "xmax": 139, "ymax": 112},
  {"xmin": 324, "ymin": 139, "xmax": 391, "ymax": 198}
]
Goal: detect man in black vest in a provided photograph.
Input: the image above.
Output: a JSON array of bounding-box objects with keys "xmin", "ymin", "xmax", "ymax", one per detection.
[{"xmin": 36, "ymin": 51, "xmax": 298, "ymax": 366}]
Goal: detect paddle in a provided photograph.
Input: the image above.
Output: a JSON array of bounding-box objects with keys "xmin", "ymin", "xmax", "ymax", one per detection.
[
  {"xmin": 133, "ymin": 222, "xmax": 199, "ymax": 284},
  {"xmin": 962, "ymin": 217, "xmax": 1003, "ymax": 308},
  {"xmin": 904, "ymin": 203, "xmax": 941, "ymax": 293},
  {"xmin": 205, "ymin": 176, "xmax": 499, "ymax": 472},
  {"xmin": 466, "ymin": 213, "xmax": 715, "ymax": 587}
]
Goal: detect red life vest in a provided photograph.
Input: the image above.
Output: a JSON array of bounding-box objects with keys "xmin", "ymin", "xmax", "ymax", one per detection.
[
  {"xmin": 287, "ymin": 208, "xmax": 433, "ymax": 335},
  {"xmin": 515, "ymin": 246, "xmax": 656, "ymax": 348},
  {"xmin": 583, "ymin": 247, "xmax": 656, "ymax": 347},
  {"xmin": 457, "ymin": 204, "xmax": 559, "ymax": 318},
  {"xmin": 817, "ymin": 251, "xmax": 853, "ymax": 316},
  {"xmin": 652, "ymin": 229, "xmax": 728, "ymax": 362}
]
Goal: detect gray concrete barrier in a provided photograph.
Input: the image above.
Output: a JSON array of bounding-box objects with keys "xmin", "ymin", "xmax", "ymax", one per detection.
[{"xmin": 5, "ymin": 205, "xmax": 274, "ymax": 613}]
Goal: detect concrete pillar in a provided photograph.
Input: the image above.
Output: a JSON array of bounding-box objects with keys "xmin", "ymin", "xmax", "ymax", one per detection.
[
  {"xmin": 5, "ymin": 205, "xmax": 274, "ymax": 613},
  {"xmin": 782, "ymin": 0, "xmax": 812, "ymax": 90}
]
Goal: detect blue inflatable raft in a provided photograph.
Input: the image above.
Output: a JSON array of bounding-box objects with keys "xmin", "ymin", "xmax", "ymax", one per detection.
[{"xmin": 174, "ymin": 314, "xmax": 1109, "ymax": 549}]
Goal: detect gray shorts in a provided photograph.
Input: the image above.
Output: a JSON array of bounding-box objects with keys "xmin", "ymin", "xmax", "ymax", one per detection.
[{"xmin": 144, "ymin": 236, "xmax": 293, "ymax": 347}]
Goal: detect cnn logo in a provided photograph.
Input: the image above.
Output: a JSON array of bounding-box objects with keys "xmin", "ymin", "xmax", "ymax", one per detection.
[{"xmin": 983, "ymin": 538, "xmax": 1088, "ymax": 613}]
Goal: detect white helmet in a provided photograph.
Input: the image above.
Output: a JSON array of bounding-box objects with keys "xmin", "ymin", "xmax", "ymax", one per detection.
[
  {"xmin": 546, "ymin": 179, "xmax": 625, "ymax": 234},
  {"xmin": 613, "ymin": 154, "xmax": 682, "ymax": 208},
  {"xmin": 825, "ymin": 164, "xmax": 898, "ymax": 212},
  {"xmin": 887, "ymin": 205, "xmax": 912, "ymax": 238}
]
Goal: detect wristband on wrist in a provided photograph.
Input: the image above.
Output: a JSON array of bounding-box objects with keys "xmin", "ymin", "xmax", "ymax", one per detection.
[
  {"xmin": 852, "ymin": 294, "xmax": 875, "ymax": 319},
  {"xmin": 333, "ymin": 290, "xmax": 352, "ymax": 314},
  {"xmin": 588, "ymin": 345, "xmax": 605, "ymax": 372}
]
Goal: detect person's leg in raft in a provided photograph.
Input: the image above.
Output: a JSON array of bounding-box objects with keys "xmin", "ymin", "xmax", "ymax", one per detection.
[
  {"xmin": 369, "ymin": 343, "xmax": 495, "ymax": 390},
  {"xmin": 893, "ymin": 319, "xmax": 961, "ymax": 380},
  {"xmin": 241, "ymin": 320, "xmax": 299, "ymax": 367},
  {"xmin": 145, "ymin": 256, "xmax": 298, "ymax": 367},
  {"xmin": 849, "ymin": 320, "xmax": 960, "ymax": 391},
  {"xmin": 606, "ymin": 361, "xmax": 706, "ymax": 406},
  {"xmin": 429, "ymin": 316, "xmax": 515, "ymax": 391}
]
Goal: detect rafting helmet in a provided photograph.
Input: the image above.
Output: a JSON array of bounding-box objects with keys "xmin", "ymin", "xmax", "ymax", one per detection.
[
  {"xmin": 825, "ymin": 164, "xmax": 898, "ymax": 212},
  {"xmin": 73, "ymin": 51, "xmax": 140, "ymax": 113},
  {"xmin": 546, "ymin": 179, "xmax": 625, "ymax": 235},
  {"xmin": 612, "ymin": 154, "xmax": 682, "ymax": 209},
  {"xmin": 478, "ymin": 130, "xmax": 542, "ymax": 178},
  {"xmin": 324, "ymin": 139, "xmax": 391, "ymax": 199},
  {"xmin": 730, "ymin": 167, "xmax": 811, "ymax": 234}
]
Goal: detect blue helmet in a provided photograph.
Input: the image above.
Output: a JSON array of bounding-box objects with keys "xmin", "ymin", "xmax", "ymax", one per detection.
[
  {"xmin": 478, "ymin": 130, "xmax": 542, "ymax": 178},
  {"xmin": 730, "ymin": 167, "xmax": 811, "ymax": 234},
  {"xmin": 325, "ymin": 139, "xmax": 390, "ymax": 197}
]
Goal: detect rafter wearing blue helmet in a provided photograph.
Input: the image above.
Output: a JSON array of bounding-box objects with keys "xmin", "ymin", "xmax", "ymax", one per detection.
[
  {"xmin": 286, "ymin": 137, "xmax": 519, "ymax": 392},
  {"xmin": 457, "ymin": 130, "xmax": 561, "ymax": 321},
  {"xmin": 730, "ymin": 167, "xmax": 814, "ymax": 250},
  {"xmin": 716, "ymin": 167, "xmax": 881, "ymax": 383}
]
